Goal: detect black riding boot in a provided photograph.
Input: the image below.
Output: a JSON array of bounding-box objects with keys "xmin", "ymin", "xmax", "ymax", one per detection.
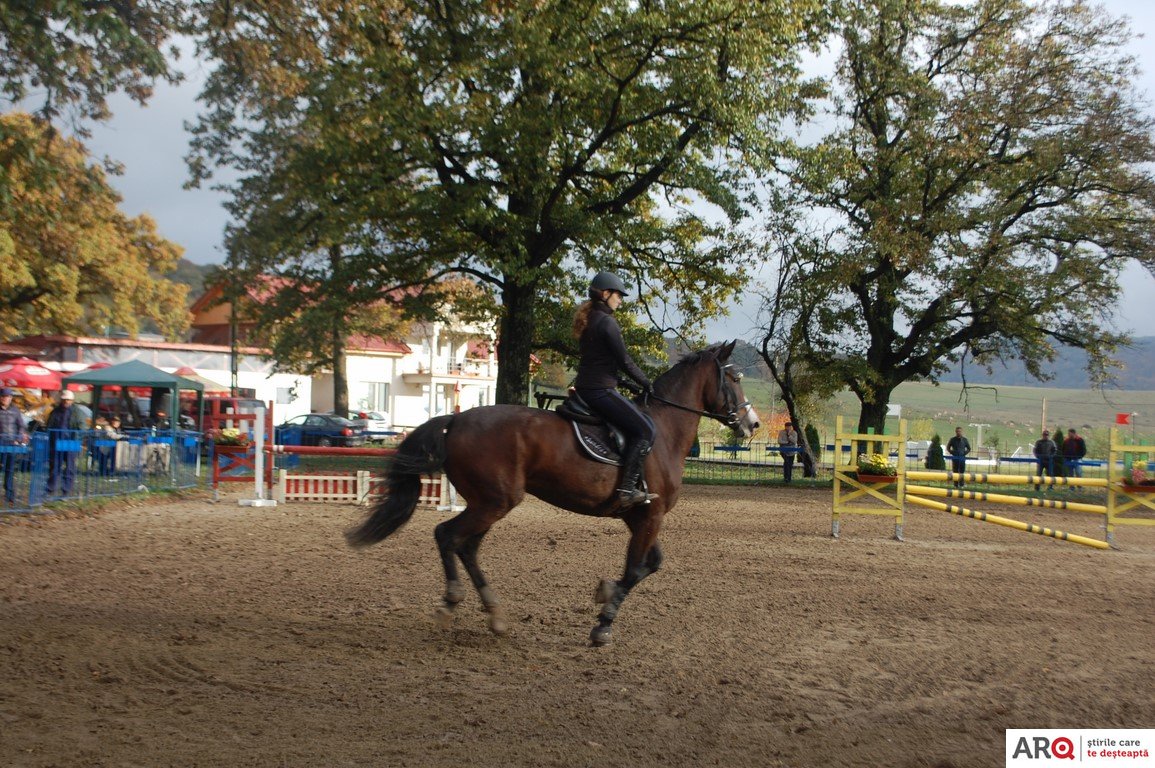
[{"xmin": 618, "ymin": 440, "xmax": 658, "ymax": 507}]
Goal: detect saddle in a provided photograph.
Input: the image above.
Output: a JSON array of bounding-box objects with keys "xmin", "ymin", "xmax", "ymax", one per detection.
[{"xmin": 555, "ymin": 391, "xmax": 626, "ymax": 466}]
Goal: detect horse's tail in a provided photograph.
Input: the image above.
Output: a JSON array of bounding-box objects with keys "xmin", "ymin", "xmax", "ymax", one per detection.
[{"xmin": 345, "ymin": 415, "xmax": 454, "ymax": 547}]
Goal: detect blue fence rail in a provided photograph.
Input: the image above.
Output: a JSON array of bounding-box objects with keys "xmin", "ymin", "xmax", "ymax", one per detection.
[{"xmin": 1, "ymin": 429, "xmax": 204, "ymax": 514}]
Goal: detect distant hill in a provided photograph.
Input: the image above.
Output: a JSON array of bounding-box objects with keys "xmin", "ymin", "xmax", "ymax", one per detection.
[
  {"xmin": 169, "ymin": 259, "xmax": 218, "ymax": 306},
  {"xmin": 938, "ymin": 337, "xmax": 1155, "ymax": 390}
]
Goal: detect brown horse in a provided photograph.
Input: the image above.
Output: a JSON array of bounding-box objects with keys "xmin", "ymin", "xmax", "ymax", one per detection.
[{"xmin": 346, "ymin": 341, "xmax": 761, "ymax": 646}]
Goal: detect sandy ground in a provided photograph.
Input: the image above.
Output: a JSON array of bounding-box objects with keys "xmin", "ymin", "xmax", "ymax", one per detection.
[{"xmin": 1, "ymin": 484, "xmax": 1153, "ymax": 768}]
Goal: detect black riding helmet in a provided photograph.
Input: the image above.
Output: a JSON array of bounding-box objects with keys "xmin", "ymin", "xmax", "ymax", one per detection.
[{"xmin": 589, "ymin": 271, "xmax": 629, "ymax": 298}]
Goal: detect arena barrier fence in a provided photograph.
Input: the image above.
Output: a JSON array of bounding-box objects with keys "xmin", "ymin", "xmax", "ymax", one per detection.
[
  {"xmin": 831, "ymin": 423, "xmax": 1155, "ymax": 548},
  {"xmin": 271, "ymin": 469, "xmax": 454, "ymax": 508},
  {"xmin": 2, "ymin": 429, "xmax": 204, "ymax": 514}
]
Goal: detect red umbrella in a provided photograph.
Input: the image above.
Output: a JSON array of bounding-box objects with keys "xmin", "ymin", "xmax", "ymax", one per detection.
[
  {"xmin": 0, "ymin": 357, "xmax": 63, "ymax": 389},
  {"xmin": 173, "ymin": 366, "xmax": 231, "ymax": 394}
]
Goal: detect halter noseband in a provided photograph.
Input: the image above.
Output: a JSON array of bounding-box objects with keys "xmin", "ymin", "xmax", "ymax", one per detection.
[{"xmin": 649, "ymin": 360, "xmax": 753, "ymax": 429}]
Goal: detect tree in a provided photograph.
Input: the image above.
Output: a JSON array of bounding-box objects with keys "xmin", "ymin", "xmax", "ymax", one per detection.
[
  {"xmin": 0, "ymin": 0, "xmax": 184, "ymax": 127},
  {"xmin": 756, "ymin": 237, "xmax": 844, "ymax": 475},
  {"xmin": 760, "ymin": 0, "xmax": 1155, "ymax": 435},
  {"xmin": 189, "ymin": 0, "xmax": 830, "ymax": 405},
  {"xmin": 0, "ymin": 113, "xmax": 189, "ymax": 340}
]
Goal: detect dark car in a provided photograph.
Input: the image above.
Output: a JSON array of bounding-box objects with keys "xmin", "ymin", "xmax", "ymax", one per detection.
[{"xmin": 275, "ymin": 413, "xmax": 366, "ymax": 447}]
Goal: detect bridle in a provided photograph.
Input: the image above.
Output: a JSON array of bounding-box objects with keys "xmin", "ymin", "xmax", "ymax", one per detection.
[{"xmin": 648, "ymin": 360, "xmax": 753, "ymax": 430}]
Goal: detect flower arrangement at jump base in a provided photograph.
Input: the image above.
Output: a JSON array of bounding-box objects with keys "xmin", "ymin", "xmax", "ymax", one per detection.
[
  {"xmin": 856, "ymin": 453, "xmax": 898, "ymax": 478},
  {"xmin": 1128, "ymin": 461, "xmax": 1155, "ymax": 488},
  {"xmin": 206, "ymin": 427, "xmax": 252, "ymax": 447}
]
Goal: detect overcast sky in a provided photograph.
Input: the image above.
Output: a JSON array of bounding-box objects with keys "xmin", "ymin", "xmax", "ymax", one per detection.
[{"xmin": 85, "ymin": 0, "xmax": 1155, "ymax": 341}]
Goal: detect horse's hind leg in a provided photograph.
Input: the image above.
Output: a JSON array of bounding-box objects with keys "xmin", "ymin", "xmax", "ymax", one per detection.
[
  {"xmin": 433, "ymin": 519, "xmax": 468, "ymax": 629},
  {"xmin": 458, "ymin": 530, "xmax": 507, "ymax": 636},
  {"xmin": 433, "ymin": 511, "xmax": 507, "ymax": 635}
]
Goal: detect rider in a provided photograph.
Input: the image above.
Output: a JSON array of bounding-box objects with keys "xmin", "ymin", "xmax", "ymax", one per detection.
[{"xmin": 573, "ymin": 271, "xmax": 658, "ymax": 508}]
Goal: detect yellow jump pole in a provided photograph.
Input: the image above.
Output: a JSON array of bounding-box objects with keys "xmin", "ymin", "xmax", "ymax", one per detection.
[
  {"xmin": 905, "ymin": 484, "xmax": 1107, "ymax": 515},
  {"xmin": 904, "ymin": 494, "xmax": 1110, "ymax": 549},
  {"xmin": 906, "ymin": 470, "xmax": 1108, "ymax": 488}
]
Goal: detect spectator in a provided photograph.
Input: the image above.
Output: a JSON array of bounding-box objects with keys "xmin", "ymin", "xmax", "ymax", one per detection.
[
  {"xmin": 0, "ymin": 387, "xmax": 28, "ymax": 504},
  {"xmin": 1062, "ymin": 428, "xmax": 1087, "ymax": 479},
  {"xmin": 45, "ymin": 390, "xmax": 87, "ymax": 497},
  {"xmin": 1052, "ymin": 428, "xmax": 1067, "ymax": 478},
  {"xmin": 1033, "ymin": 429, "xmax": 1057, "ymax": 492},
  {"xmin": 94, "ymin": 416, "xmax": 124, "ymax": 477},
  {"xmin": 925, "ymin": 434, "xmax": 946, "ymax": 470},
  {"xmin": 778, "ymin": 421, "xmax": 799, "ymax": 483},
  {"xmin": 946, "ymin": 427, "xmax": 971, "ymax": 488}
]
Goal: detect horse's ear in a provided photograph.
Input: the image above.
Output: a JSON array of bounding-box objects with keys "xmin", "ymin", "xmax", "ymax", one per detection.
[{"xmin": 720, "ymin": 340, "xmax": 737, "ymax": 361}]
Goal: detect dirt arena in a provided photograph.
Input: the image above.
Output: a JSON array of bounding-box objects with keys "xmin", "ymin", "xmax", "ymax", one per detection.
[{"xmin": 2, "ymin": 484, "xmax": 1153, "ymax": 767}]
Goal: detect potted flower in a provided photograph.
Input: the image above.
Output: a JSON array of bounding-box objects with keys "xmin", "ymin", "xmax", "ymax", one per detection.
[
  {"xmin": 856, "ymin": 453, "xmax": 898, "ymax": 483},
  {"xmin": 207, "ymin": 427, "xmax": 252, "ymax": 453},
  {"xmin": 1121, "ymin": 461, "xmax": 1155, "ymax": 493}
]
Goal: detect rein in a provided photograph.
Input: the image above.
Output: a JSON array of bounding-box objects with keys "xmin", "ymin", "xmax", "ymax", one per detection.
[{"xmin": 648, "ymin": 361, "xmax": 752, "ymax": 429}]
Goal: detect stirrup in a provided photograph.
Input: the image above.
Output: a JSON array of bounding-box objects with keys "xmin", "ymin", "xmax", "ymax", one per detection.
[{"xmin": 617, "ymin": 487, "xmax": 658, "ymax": 506}]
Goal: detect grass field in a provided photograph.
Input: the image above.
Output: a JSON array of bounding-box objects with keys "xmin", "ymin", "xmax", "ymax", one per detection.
[{"xmin": 739, "ymin": 378, "xmax": 1155, "ymax": 457}]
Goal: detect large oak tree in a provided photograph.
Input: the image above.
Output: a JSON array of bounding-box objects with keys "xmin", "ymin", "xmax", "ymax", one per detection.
[
  {"xmin": 759, "ymin": 0, "xmax": 1155, "ymax": 434},
  {"xmin": 189, "ymin": 0, "xmax": 829, "ymax": 404}
]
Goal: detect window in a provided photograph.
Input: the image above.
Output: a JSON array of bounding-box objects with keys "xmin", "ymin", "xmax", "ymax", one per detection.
[{"xmin": 367, "ymin": 382, "xmax": 390, "ymax": 412}]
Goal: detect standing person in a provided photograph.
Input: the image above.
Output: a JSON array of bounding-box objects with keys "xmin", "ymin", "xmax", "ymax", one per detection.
[
  {"xmin": 777, "ymin": 421, "xmax": 799, "ymax": 483},
  {"xmin": 946, "ymin": 426, "xmax": 971, "ymax": 488},
  {"xmin": 44, "ymin": 390, "xmax": 87, "ymax": 497},
  {"xmin": 94, "ymin": 416, "xmax": 124, "ymax": 477},
  {"xmin": 0, "ymin": 387, "xmax": 28, "ymax": 504},
  {"xmin": 1033, "ymin": 429, "xmax": 1057, "ymax": 492},
  {"xmin": 1062, "ymin": 428, "xmax": 1087, "ymax": 479},
  {"xmin": 573, "ymin": 271, "xmax": 657, "ymax": 508}
]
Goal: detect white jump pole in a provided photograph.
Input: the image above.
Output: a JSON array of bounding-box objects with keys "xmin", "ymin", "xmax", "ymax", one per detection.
[{"xmin": 240, "ymin": 403, "xmax": 277, "ymax": 508}]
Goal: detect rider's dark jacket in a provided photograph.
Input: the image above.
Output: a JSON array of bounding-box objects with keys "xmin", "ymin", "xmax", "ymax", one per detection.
[{"xmin": 574, "ymin": 302, "xmax": 651, "ymax": 391}]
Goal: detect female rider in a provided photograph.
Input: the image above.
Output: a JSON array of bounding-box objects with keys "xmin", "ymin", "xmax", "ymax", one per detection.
[{"xmin": 573, "ymin": 271, "xmax": 657, "ymax": 508}]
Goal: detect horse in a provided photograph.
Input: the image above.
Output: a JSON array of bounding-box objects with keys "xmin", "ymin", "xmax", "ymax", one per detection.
[{"xmin": 346, "ymin": 341, "xmax": 761, "ymax": 646}]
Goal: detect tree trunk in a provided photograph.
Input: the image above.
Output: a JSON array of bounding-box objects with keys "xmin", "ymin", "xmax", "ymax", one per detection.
[
  {"xmin": 780, "ymin": 393, "xmax": 817, "ymax": 478},
  {"xmin": 495, "ymin": 276, "xmax": 538, "ymax": 406},
  {"xmin": 857, "ymin": 397, "xmax": 892, "ymax": 436},
  {"xmin": 332, "ymin": 320, "xmax": 348, "ymax": 415}
]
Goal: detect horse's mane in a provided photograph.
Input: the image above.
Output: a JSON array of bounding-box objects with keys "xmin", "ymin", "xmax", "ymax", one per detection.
[{"xmin": 652, "ymin": 343, "xmax": 725, "ymax": 392}]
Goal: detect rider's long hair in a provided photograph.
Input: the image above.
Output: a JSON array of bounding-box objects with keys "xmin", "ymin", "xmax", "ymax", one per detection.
[
  {"xmin": 572, "ymin": 300, "xmax": 595, "ymax": 339},
  {"xmin": 572, "ymin": 290, "xmax": 607, "ymax": 339}
]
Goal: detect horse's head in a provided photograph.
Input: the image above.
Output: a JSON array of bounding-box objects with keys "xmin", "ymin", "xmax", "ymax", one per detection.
[
  {"xmin": 711, "ymin": 341, "xmax": 761, "ymax": 438},
  {"xmin": 656, "ymin": 341, "xmax": 761, "ymax": 437}
]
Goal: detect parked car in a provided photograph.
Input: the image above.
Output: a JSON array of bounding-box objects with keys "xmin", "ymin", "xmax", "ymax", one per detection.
[
  {"xmin": 344, "ymin": 410, "xmax": 393, "ymax": 436},
  {"xmin": 275, "ymin": 413, "xmax": 366, "ymax": 447}
]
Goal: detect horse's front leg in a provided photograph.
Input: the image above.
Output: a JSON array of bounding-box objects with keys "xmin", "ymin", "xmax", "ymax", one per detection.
[{"xmin": 591, "ymin": 512, "xmax": 665, "ymax": 647}]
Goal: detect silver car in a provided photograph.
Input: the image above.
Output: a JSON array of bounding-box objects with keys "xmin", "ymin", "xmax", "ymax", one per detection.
[{"xmin": 346, "ymin": 410, "xmax": 393, "ymax": 436}]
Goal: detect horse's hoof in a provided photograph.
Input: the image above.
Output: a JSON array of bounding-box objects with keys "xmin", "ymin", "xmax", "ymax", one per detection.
[
  {"xmin": 594, "ymin": 579, "xmax": 616, "ymax": 605},
  {"xmin": 589, "ymin": 625, "xmax": 613, "ymax": 647},
  {"xmin": 445, "ymin": 580, "xmax": 466, "ymax": 606},
  {"xmin": 432, "ymin": 606, "xmax": 455, "ymax": 630},
  {"xmin": 487, "ymin": 607, "xmax": 509, "ymax": 636}
]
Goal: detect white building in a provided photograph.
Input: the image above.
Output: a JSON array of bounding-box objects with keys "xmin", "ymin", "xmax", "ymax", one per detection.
[{"xmin": 188, "ymin": 280, "xmax": 497, "ymax": 429}]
